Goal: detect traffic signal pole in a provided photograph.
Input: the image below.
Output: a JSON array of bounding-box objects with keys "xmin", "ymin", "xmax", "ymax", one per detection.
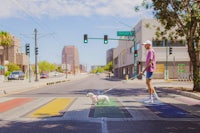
[
  {"xmin": 133, "ymin": 37, "xmax": 137, "ymax": 79},
  {"xmin": 85, "ymin": 37, "xmax": 133, "ymax": 41},
  {"xmin": 84, "ymin": 31, "xmax": 138, "ymax": 79},
  {"xmin": 34, "ymin": 28, "xmax": 39, "ymax": 82},
  {"xmin": 165, "ymin": 40, "xmax": 169, "ymax": 80}
]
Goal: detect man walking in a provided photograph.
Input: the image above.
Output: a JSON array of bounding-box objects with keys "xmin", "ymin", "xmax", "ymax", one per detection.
[{"xmin": 140, "ymin": 40, "xmax": 159, "ymax": 103}]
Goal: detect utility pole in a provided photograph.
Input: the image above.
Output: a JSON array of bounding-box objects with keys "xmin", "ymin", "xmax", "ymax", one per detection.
[
  {"xmin": 34, "ymin": 28, "xmax": 39, "ymax": 81},
  {"xmin": 165, "ymin": 40, "xmax": 169, "ymax": 80},
  {"xmin": 22, "ymin": 30, "xmax": 52, "ymax": 82}
]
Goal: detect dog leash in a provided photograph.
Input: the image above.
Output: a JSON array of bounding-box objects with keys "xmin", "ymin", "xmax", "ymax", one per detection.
[
  {"xmin": 101, "ymin": 74, "xmax": 144, "ymax": 94},
  {"xmin": 102, "ymin": 87, "xmax": 114, "ymax": 94}
]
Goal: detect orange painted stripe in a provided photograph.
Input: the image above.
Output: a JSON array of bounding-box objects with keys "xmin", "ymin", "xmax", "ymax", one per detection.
[{"xmin": 0, "ymin": 98, "xmax": 34, "ymax": 113}]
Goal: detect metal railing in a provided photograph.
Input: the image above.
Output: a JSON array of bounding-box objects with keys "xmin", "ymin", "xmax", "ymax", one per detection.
[{"xmin": 178, "ymin": 72, "xmax": 193, "ymax": 81}]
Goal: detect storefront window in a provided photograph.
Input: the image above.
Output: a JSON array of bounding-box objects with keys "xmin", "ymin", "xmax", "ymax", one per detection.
[{"xmin": 152, "ymin": 40, "xmax": 186, "ymax": 47}]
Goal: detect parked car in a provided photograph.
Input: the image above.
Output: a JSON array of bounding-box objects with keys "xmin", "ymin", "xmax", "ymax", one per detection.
[
  {"xmin": 8, "ymin": 71, "xmax": 25, "ymax": 80},
  {"xmin": 40, "ymin": 73, "xmax": 49, "ymax": 79}
]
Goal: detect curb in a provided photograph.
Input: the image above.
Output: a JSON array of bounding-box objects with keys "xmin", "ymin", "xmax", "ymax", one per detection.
[{"xmin": 156, "ymin": 87, "xmax": 200, "ymax": 100}]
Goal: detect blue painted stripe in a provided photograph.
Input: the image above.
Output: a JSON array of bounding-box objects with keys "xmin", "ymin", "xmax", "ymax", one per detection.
[{"xmin": 146, "ymin": 103, "xmax": 196, "ymax": 118}]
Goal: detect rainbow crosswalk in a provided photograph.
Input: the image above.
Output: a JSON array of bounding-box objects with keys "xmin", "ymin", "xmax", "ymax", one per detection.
[
  {"xmin": 0, "ymin": 98, "xmax": 34, "ymax": 113},
  {"xmin": 0, "ymin": 97, "xmax": 74, "ymax": 119},
  {"xmin": 28, "ymin": 98, "xmax": 74, "ymax": 118},
  {"xmin": 0, "ymin": 96, "xmax": 199, "ymax": 121}
]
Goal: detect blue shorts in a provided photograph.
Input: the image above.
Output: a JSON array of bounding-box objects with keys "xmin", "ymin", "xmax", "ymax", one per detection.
[{"xmin": 146, "ymin": 71, "xmax": 153, "ymax": 79}]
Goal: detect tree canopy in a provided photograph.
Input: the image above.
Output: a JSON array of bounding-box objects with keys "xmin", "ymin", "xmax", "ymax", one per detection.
[
  {"xmin": 0, "ymin": 31, "xmax": 13, "ymax": 47},
  {"xmin": 38, "ymin": 61, "xmax": 56, "ymax": 74},
  {"xmin": 104, "ymin": 61, "xmax": 113, "ymax": 72}
]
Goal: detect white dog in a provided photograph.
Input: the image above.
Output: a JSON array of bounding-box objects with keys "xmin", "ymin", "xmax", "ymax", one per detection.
[{"xmin": 86, "ymin": 92, "xmax": 110, "ymax": 105}]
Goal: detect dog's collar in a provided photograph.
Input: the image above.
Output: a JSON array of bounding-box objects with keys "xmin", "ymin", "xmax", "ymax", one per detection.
[{"xmin": 93, "ymin": 95, "xmax": 98, "ymax": 100}]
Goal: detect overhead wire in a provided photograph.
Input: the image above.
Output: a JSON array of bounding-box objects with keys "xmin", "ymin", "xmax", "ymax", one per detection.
[{"xmin": 10, "ymin": 0, "xmax": 65, "ymax": 54}]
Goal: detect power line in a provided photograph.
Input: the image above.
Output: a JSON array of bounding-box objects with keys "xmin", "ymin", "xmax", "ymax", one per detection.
[
  {"xmin": 111, "ymin": 16, "xmax": 133, "ymax": 29},
  {"xmin": 10, "ymin": 0, "xmax": 65, "ymax": 49}
]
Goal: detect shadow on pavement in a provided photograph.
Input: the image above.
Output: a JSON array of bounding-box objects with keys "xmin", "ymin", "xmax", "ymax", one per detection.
[{"xmin": 0, "ymin": 120, "xmax": 101, "ymax": 133}]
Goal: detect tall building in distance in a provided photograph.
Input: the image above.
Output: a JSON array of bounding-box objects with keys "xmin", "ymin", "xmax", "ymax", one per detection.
[
  {"xmin": 62, "ymin": 45, "xmax": 80, "ymax": 74},
  {"xmin": 106, "ymin": 48, "xmax": 114, "ymax": 64}
]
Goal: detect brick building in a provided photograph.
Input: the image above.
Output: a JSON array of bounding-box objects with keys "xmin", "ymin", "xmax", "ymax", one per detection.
[
  {"xmin": 62, "ymin": 45, "xmax": 80, "ymax": 74},
  {"xmin": 0, "ymin": 36, "xmax": 28, "ymax": 75}
]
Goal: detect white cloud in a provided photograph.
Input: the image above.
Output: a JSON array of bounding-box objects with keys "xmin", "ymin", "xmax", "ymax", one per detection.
[{"xmin": 0, "ymin": 0, "xmax": 146, "ymax": 18}]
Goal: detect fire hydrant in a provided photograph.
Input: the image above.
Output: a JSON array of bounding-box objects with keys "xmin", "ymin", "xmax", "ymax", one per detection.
[{"xmin": 125, "ymin": 74, "xmax": 129, "ymax": 80}]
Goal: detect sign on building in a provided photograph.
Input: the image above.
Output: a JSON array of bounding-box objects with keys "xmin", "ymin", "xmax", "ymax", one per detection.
[
  {"xmin": 156, "ymin": 64, "xmax": 165, "ymax": 73},
  {"xmin": 178, "ymin": 64, "xmax": 185, "ymax": 73}
]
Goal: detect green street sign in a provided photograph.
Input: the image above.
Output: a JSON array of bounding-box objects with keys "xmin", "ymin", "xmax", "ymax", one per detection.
[{"xmin": 117, "ymin": 31, "xmax": 135, "ymax": 36}]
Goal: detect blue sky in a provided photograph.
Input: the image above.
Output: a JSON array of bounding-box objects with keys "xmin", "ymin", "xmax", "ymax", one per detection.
[{"xmin": 0, "ymin": 0, "xmax": 152, "ymax": 69}]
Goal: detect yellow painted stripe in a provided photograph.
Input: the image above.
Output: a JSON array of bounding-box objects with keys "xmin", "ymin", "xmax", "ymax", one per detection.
[{"xmin": 28, "ymin": 98, "xmax": 74, "ymax": 118}]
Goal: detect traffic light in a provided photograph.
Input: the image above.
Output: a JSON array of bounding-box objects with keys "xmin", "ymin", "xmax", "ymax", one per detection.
[
  {"xmin": 25, "ymin": 43, "xmax": 30, "ymax": 55},
  {"xmin": 84, "ymin": 34, "xmax": 88, "ymax": 43},
  {"xmin": 134, "ymin": 50, "xmax": 138, "ymax": 57},
  {"xmin": 169, "ymin": 47, "xmax": 173, "ymax": 55},
  {"xmin": 35, "ymin": 47, "xmax": 38, "ymax": 55},
  {"xmin": 104, "ymin": 35, "xmax": 108, "ymax": 44}
]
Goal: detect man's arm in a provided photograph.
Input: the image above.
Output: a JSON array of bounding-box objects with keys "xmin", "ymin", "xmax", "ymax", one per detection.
[{"xmin": 140, "ymin": 59, "xmax": 153, "ymax": 75}]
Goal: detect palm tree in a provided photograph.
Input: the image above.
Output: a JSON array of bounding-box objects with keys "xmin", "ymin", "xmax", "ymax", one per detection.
[{"xmin": 0, "ymin": 31, "xmax": 13, "ymax": 65}]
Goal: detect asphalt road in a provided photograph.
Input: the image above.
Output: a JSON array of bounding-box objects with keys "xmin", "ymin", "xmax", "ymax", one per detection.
[
  {"xmin": 10, "ymin": 74, "xmax": 127, "ymax": 97},
  {"xmin": 1, "ymin": 74, "xmax": 200, "ymax": 133}
]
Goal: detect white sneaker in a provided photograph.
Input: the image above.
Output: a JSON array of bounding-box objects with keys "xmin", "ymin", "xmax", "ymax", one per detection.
[
  {"xmin": 153, "ymin": 92, "xmax": 160, "ymax": 100},
  {"xmin": 144, "ymin": 96, "xmax": 151, "ymax": 101},
  {"xmin": 144, "ymin": 98, "xmax": 154, "ymax": 104}
]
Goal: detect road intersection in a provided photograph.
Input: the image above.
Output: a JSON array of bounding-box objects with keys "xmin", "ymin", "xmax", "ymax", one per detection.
[{"xmin": 0, "ymin": 74, "xmax": 200, "ymax": 133}]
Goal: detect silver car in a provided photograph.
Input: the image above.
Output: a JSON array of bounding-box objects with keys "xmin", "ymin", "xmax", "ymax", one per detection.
[{"xmin": 8, "ymin": 71, "xmax": 25, "ymax": 80}]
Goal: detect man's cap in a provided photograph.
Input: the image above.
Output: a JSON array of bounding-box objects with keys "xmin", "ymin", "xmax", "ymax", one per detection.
[{"xmin": 142, "ymin": 40, "xmax": 152, "ymax": 45}]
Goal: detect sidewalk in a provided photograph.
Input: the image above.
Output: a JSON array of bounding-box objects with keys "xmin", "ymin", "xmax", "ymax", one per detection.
[
  {"xmin": 0, "ymin": 73, "xmax": 89, "ymax": 96},
  {"xmin": 125, "ymin": 78, "xmax": 200, "ymax": 100}
]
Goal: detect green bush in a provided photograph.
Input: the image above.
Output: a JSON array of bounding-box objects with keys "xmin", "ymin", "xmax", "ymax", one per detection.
[{"xmin": 4, "ymin": 71, "xmax": 11, "ymax": 76}]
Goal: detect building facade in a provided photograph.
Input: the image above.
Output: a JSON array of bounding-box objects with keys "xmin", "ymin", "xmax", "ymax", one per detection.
[
  {"xmin": 106, "ymin": 48, "xmax": 114, "ymax": 64},
  {"xmin": 0, "ymin": 36, "xmax": 28, "ymax": 75},
  {"xmin": 113, "ymin": 38, "xmax": 134, "ymax": 79},
  {"xmin": 113, "ymin": 18, "xmax": 190, "ymax": 79},
  {"xmin": 62, "ymin": 45, "xmax": 80, "ymax": 74},
  {"xmin": 80, "ymin": 64, "xmax": 87, "ymax": 73}
]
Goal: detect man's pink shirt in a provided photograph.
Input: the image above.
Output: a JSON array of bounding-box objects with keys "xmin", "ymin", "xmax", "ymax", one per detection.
[{"xmin": 145, "ymin": 48, "xmax": 156, "ymax": 72}]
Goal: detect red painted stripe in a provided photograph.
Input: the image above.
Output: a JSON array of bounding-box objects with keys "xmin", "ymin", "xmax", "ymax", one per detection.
[{"xmin": 0, "ymin": 98, "xmax": 34, "ymax": 112}]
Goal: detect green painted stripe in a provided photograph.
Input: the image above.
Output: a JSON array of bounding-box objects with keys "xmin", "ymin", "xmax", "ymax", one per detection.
[{"xmin": 93, "ymin": 98, "xmax": 131, "ymax": 118}]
